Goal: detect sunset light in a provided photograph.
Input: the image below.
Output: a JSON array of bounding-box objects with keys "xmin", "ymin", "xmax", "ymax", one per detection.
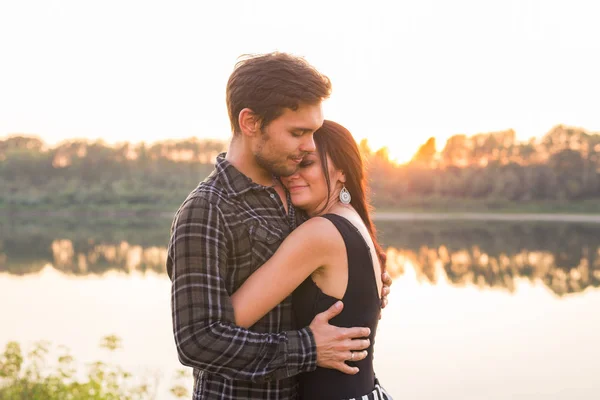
[
  {"xmin": 3, "ymin": 2, "xmax": 600, "ymax": 399},
  {"xmin": 1, "ymin": 0, "xmax": 599, "ymax": 158}
]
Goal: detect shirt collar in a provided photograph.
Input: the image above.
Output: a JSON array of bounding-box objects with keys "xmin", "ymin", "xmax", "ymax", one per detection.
[
  {"xmin": 213, "ymin": 152, "xmax": 273, "ymax": 197},
  {"xmin": 213, "ymin": 152, "xmax": 303, "ymax": 228}
]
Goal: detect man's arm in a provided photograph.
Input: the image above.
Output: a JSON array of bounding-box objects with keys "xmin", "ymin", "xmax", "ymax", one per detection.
[{"xmin": 168, "ymin": 198, "xmax": 315, "ymax": 382}]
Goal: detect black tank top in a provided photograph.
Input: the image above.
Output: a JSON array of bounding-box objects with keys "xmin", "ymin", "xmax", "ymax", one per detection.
[{"xmin": 292, "ymin": 214, "xmax": 380, "ymax": 400}]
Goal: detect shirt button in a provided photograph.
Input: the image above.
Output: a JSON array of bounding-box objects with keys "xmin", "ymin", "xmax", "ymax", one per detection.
[{"xmin": 270, "ymin": 193, "xmax": 275, "ymax": 199}]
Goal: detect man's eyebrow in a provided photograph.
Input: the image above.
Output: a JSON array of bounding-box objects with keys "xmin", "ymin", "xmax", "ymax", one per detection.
[{"xmin": 291, "ymin": 127, "xmax": 316, "ymax": 134}]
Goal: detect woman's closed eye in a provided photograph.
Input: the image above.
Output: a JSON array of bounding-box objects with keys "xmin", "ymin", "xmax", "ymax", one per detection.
[{"xmin": 299, "ymin": 160, "xmax": 313, "ymax": 168}]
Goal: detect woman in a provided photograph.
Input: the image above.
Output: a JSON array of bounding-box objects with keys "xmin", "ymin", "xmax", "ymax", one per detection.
[{"xmin": 231, "ymin": 120, "xmax": 392, "ymax": 400}]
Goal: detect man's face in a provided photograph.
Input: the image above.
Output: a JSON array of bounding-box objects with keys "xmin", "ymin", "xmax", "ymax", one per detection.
[{"xmin": 253, "ymin": 103, "xmax": 324, "ymax": 177}]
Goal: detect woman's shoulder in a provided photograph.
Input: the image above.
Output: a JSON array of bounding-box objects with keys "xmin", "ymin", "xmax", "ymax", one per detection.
[
  {"xmin": 291, "ymin": 216, "xmax": 345, "ymax": 266},
  {"xmin": 295, "ymin": 214, "xmax": 339, "ymax": 235},
  {"xmin": 291, "ymin": 215, "xmax": 345, "ymax": 249}
]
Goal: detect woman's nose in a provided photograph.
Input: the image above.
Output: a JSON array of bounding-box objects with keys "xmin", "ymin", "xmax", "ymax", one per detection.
[{"xmin": 283, "ymin": 172, "xmax": 300, "ymax": 184}]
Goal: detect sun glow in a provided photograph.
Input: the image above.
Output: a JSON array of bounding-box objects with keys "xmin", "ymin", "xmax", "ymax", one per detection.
[
  {"xmin": 1, "ymin": 1, "xmax": 600, "ymax": 150},
  {"xmin": 372, "ymin": 142, "xmax": 425, "ymax": 165}
]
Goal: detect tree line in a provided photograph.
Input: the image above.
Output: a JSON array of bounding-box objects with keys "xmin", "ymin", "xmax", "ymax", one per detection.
[{"xmin": 1, "ymin": 124, "xmax": 600, "ymax": 210}]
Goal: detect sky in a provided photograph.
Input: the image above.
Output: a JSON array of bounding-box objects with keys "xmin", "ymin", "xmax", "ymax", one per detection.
[{"xmin": 1, "ymin": 0, "xmax": 599, "ymax": 163}]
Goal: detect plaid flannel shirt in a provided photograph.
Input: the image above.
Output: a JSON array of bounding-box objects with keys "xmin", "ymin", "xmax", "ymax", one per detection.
[{"xmin": 167, "ymin": 153, "xmax": 317, "ymax": 399}]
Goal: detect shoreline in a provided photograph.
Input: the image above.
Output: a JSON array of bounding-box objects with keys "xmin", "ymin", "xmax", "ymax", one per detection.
[
  {"xmin": 372, "ymin": 212, "xmax": 600, "ymax": 223},
  {"xmin": 3, "ymin": 208, "xmax": 600, "ymax": 223}
]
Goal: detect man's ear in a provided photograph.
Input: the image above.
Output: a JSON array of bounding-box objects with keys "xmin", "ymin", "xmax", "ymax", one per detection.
[{"xmin": 238, "ymin": 108, "xmax": 261, "ymax": 137}]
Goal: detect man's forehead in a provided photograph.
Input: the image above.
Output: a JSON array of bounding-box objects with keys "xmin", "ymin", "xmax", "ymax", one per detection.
[{"xmin": 281, "ymin": 105, "xmax": 324, "ymax": 130}]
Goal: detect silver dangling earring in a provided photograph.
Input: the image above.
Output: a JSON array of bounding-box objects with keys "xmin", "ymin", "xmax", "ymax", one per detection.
[{"xmin": 339, "ymin": 185, "xmax": 351, "ymax": 204}]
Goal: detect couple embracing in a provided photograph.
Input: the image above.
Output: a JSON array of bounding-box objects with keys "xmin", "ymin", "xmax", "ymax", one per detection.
[{"xmin": 167, "ymin": 52, "xmax": 393, "ymax": 400}]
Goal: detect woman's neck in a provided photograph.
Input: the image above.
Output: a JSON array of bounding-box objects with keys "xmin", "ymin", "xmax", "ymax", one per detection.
[{"xmin": 308, "ymin": 200, "xmax": 354, "ymax": 218}]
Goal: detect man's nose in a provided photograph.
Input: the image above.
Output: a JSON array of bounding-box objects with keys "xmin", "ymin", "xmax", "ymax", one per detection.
[{"xmin": 299, "ymin": 134, "xmax": 316, "ymax": 153}]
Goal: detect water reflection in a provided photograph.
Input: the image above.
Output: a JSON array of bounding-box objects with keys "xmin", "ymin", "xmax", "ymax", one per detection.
[
  {"xmin": 387, "ymin": 246, "xmax": 600, "ymax": 296},
  {"xmin": 51, "ymin": 239, "xmax": 167, "ymax": 274},
  {"xmin": 3, "ymin": 217, "xmax": 600, "ymax": 400},
  {"xmin": 1, "ymin": 217, "xmax": 600, "ymax": 297},
  {"xmin": 0, "ymin": 215, "xmax": 170, "ymax": 275},
  {"xmin": 377, "ymin": 220, "xmax": 600, "ymax": 296}
]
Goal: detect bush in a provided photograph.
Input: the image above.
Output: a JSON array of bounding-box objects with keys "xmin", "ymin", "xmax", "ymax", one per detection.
[{"xmin": 0, "ymin": 336, "xmax": 190, "ymax": 400}]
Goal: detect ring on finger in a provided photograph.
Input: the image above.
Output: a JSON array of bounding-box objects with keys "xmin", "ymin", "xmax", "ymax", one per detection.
[{"xmin": 350, "ymin": 352, "xmax": 355, "ymax": 361}]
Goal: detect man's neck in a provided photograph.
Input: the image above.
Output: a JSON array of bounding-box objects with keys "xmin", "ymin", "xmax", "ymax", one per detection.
[{"xmin": 225, "ymin": 138, "xmax": 273, "ymax": 187}]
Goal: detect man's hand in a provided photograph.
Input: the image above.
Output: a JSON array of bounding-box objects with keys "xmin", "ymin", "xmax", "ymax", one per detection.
[
  {"xmin": 381, "ymin": 271, "xmax": 392, "ymax": 309},
  {"xmin": 309, "ymin": 301, "xmax": 370, "ymax": 375}
]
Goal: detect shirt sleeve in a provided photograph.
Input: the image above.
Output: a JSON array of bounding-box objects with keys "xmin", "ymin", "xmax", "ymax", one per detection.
[{"xmin": 167, "ymin": 197, "xmax": 317, "ymax": 382}]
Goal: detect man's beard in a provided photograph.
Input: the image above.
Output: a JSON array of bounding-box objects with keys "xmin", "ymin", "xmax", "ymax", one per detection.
[
  {"xmin": 254, "ymin": 129, "xmax": 298, "ymax": 177},
  {"xmin": 255, "ymin": 150, "xmax": 297, "ymax": 178}
]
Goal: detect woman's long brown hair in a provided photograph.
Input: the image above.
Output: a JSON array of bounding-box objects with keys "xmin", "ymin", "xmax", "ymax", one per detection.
[{"xmin": 314, "ymin": 120, "xmax": 387, "ymax": 269}]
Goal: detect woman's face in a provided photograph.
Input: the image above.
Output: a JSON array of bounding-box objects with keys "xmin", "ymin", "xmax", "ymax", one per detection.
[{"xmin": 281, "ymin": 150, "xmax": 344, "ymax": 216}]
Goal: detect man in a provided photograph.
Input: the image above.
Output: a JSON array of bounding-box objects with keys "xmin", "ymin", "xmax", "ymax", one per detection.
[{"xmin": 167, "ymin": 52, "xmax": 391, "ymax": 399}]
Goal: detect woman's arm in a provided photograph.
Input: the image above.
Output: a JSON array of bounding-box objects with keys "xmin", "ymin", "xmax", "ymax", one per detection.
[{"xmin": 231, "ymin": 217, "xmax": 343, "ymax": 328}]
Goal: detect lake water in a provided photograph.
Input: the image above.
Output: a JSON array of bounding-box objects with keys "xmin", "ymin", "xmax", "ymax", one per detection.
[{"xmin": 1, "ymin": 216, "xmax": 599, "ymax": 399}]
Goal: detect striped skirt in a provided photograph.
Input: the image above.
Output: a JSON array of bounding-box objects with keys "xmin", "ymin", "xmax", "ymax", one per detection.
[{"xmin": 346, "ymin": 381, "xmax": 393, "ymax": 400}]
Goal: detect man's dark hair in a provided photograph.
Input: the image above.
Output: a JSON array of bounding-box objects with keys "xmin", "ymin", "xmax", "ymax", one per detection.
[{"xmin": 226, "ymin": 52, "xmax": 332, "ymax": 134}]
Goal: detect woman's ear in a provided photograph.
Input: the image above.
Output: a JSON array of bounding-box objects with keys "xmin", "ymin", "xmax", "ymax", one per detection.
[
  {"xmin": 339, "ymin": 171, "xmax": 347, "ymax": 184},
  {"xmin": 238, "ymin": 108, "xmax": 261, "ymax": 137}
]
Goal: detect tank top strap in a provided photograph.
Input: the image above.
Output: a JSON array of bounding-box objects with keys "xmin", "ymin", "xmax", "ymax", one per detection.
[{"xmin": 320, "ymin": 214, "xmax": 359, "ymax": 246}]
